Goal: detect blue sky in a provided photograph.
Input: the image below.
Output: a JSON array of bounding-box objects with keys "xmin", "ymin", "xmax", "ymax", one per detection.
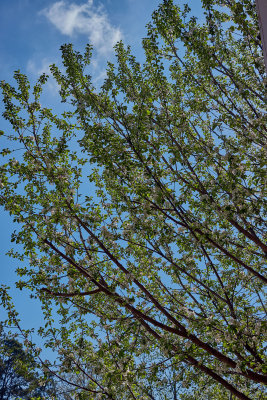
[
  {"xmin": 0, "ymin": 0, "xmax": 161, "ymax": 86},
  {"xmin": 0, "ymin": 0, "xmax": 203, "ymax": 342}
]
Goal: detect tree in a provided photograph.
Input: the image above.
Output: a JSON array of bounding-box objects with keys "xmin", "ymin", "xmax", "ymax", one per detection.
[
  {"xmin": 0, "ymin": 0, "xmax": 266, "ymax": 399},
  {"xmin": 0, "ymin": 326, "xmax": 57, "ymax": 399}
]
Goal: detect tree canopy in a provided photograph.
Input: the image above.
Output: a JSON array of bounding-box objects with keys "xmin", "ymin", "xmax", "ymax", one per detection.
[
  {"xmin": 0, "ymin": 0, "xmax": 266, "ymax": 399},
  {"xmin": 0, "ymin": 326, "xmax": 57, "ymax": 400}
]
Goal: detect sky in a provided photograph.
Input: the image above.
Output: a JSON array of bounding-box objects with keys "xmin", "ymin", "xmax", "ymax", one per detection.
[
  {"xmin": 0, "ymin": 0, "xmax": 203, "ymax": 344},
  {"xmin": 0, "ymin": 0, "xmax": 161, "ymax": 87}
]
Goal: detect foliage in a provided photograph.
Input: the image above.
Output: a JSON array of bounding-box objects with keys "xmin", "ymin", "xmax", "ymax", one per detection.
[
  {"xmin": 0, "ymin": 0, "xmax": 266, "ymax": 399},
  {"xmin": 0, "ymin": 326, "xmax": 57, "ymax": 399}
]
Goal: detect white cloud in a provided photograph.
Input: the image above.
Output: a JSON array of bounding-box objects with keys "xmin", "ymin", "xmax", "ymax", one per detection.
[
  {"xmin": 41, "ymin": 0, "xmax": 122, "ymax": 56},
  {"xmin": 27, "ymin": 58, "xmax": 60, "ymax": 94},
  {"xmin": 27, "ymin": 58, "xmax": 53, "ymax": 76}
]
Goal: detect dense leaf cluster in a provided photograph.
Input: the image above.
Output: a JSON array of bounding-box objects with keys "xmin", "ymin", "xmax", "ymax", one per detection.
[{"xmin": 0, "ymin": 326, "xmax": 56, "ymax": 400}]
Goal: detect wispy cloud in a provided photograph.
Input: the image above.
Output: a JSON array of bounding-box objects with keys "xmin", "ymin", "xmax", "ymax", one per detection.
[
  {"xmin": 27, "ymin": 58, "xmax": 60, "ymax": 94},
  {"xmin": 27, "ymin": 58, "xmax": 53, "ymax": 76},
  {"xmin": 40, "ymin": 0, "xmax": 122, "ymax": 56}
]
